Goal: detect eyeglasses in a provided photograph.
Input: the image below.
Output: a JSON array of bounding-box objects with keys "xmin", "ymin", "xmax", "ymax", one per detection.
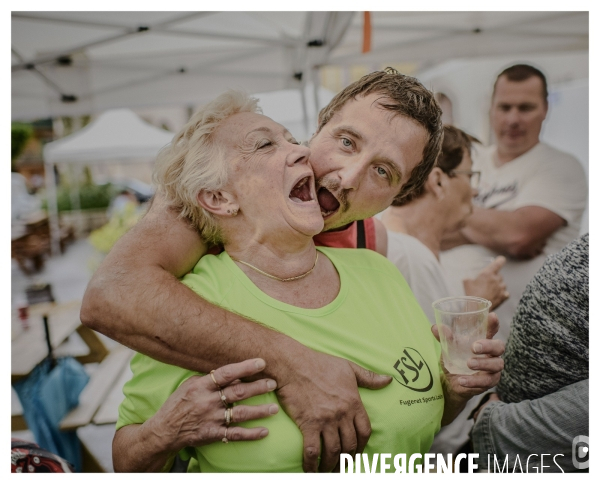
[{"xmin": 449, "ymin": 170, "xmax": 481, "ymax": 189}]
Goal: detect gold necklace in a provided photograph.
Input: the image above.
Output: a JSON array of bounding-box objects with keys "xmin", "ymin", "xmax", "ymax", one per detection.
[{"xmin": 230, "ymin": 252, "xmax": 319, "ymax": 282}]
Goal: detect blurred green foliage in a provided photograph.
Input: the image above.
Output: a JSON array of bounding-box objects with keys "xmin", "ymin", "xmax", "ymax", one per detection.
[
  {"xmin": 43, "ymin": 183, "xmax": 117, "ymax": 212},
  {"xmin": 11, "ymin": 123, "xmax": 34, "ymax": 169}
]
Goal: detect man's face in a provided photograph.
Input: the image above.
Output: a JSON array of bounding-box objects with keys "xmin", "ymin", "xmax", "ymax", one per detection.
[
  {"xmin": 308, "ymin": 94, "xmax": 428, "ymax": 231},
  {"xmin": 491, "ymin": 76, "xmax": 548, "ymax": 159}
]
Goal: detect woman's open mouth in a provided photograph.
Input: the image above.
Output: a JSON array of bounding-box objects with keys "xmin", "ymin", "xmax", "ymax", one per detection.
[{"xmin": 289, "ymin": 175, "xmax": 316, "ymax": 204}]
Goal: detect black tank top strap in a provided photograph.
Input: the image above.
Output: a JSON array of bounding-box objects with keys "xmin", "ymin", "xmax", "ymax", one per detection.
[{"xmin": 356, "ymin": 219, "xmax": 366, "ymax": 249}]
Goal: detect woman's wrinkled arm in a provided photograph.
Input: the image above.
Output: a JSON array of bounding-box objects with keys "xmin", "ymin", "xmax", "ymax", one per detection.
[{"xmin": 113, "ymin": 423, "xmax": 176, "ymax": 473}]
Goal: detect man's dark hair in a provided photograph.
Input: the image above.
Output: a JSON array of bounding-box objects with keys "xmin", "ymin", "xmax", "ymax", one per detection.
[
  {"xmin": 436, "ymin": 125, "xmax": 478, "ymax": 175},
  {"xmin": 316, "ymin": 67, "xmax": 443, "ymax": 205},
  {"xmin": 392, "ymin": 125, "xmax": 478, "ymax": 206},
  {"xmin": 493, "ymin": 64, "xmax": 548, "ymax": 103}
]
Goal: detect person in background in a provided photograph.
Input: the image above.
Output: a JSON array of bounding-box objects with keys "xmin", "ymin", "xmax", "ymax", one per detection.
[
  {"xmin": 89, "ymin": 189, "xmax": 142, "ymax": 255},
  {"xmin": 441, "ymin": 64, "xmax": 587, "ymax": 342},
  {"xmin": 471, "ymin": 380, "xmax": 588, "ymax": 473},
  {"xmin": 383, "ymin": 125, "xmax": 508, "ymax": 324},
  {"xmin": 81, "ymin": 68, "xmax": 448, "ymax": 472},
  {"xmin": 107, "ymin": 189, "xmax": 139, "ymax": 219},
  {"xmin": 471, "ymin": 234, "xmax": 588, "ymax": 472},
  {"xmin": 382, "ymin": 124, "xmax": 509, "ymax": 464},
  {"xmin": 434, "ymin": 92, "xmax": 454, "ymax": 125}
]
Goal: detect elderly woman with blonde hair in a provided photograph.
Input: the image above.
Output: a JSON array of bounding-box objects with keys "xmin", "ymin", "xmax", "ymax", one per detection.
[{"xmin": 113, "ymin": 91, "xmax": 504, "ymax": 473}]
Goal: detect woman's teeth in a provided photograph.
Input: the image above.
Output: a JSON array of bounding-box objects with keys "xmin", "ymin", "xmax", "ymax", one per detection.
[{"xmin": 289, "ymin": 177, "xmax": 314, "ymax": 203}]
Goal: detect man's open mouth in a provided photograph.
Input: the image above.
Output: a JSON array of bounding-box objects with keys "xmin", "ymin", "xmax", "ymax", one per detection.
[
  {"xmin": 289, "ymin": 175, "xmax": 315, "ymax": 204},
  {"xmin": 317, "ymin": 187, "xmax": 340, "ymax": 217}
]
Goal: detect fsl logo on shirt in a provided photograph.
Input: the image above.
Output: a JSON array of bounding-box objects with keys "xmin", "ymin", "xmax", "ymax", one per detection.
[{"xmin": 392, "ymin": 347, "xmax": 433, "ymax": 392}]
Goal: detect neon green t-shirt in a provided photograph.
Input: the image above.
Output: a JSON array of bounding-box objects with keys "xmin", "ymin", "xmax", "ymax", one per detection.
[{"xmin": 117, "ymin": 247, "xmax": 444, "ymax": 472}]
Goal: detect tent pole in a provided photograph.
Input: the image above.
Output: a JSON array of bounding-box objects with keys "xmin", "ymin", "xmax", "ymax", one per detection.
[
  {"xmin": 312, "ymin": 67, "xmax": 321, "ymax": 130},
  {"xmin": 69, "ymin": 164, "xmax": 83, "ymax": 238},
  {"xmin": 68, "ymin": 116, "xmax": 84, "ymax": 238},
  {"xmin": 299, "ymin": 85, "xmax": 310, "ymax": 141},
  {"xmin": 44, "ymin": 161, "xmax": 61, "ymax": 256}
]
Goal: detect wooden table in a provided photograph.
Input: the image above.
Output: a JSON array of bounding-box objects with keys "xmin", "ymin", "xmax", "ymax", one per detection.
[
  {"xmin": 11, "ymin": 301, "xmax": 108, "ymax": 383},
  {"xmin": 11, "ymin": 231, "xmax": 50, "ymax": 274},
  {"xmin": 23, "ymin": 211, "xmax": 50, "ymax": 235},
  {"xmin": 11, "ymin": 213, "xmax": 75, "ymax": 274}
]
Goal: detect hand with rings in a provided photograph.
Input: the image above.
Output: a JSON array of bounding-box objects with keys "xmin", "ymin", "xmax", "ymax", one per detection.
[{"xmin": 137, "ymin": 358, "xmax": 279, "ymax": 452}]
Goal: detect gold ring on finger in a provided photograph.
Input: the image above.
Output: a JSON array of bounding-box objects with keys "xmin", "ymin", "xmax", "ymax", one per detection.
[
  {"xmin": 224, "ymin": 407, "xmax": 233, "ymax": 427},
  {"xmin": 219, "ymin": 389, "xmax": 229, "ymax": 408},
  {"xmin": 222, "ymin": 427, "xmax": 229, "ymax": 444},
  {"xmin": 209, "ymin": 370, "xmax": 221, "ymax": 390}
]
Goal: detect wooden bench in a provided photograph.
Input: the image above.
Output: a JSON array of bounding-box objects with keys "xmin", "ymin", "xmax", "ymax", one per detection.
[
  {"xmin": 11, "ymin": 401, "xmax": 28, "ymax": 432},
  {"xmin": 93, "ymin": 364, "xmax": 133, "ymax": 426},
  {"xmin": 60, "ymin": 346, "xmax": 133, "ymax": 432}
]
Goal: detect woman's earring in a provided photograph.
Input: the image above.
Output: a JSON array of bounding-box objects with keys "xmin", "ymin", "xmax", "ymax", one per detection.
[{"xmin": 231, "ymin": 208, "xmax": 239, "ymax": 216}]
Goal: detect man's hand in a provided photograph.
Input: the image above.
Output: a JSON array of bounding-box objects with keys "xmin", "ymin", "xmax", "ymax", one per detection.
[
  {"xmin": 433, "ymin": 313, "xmax": 505, "ymax": 425},
  {"xmin": 463, "ymin": 256, "xmax": 509, "ymax": 310},
  {"xmin": 274, "ymin": 351, "xmax": 392, "ymax": 473}
]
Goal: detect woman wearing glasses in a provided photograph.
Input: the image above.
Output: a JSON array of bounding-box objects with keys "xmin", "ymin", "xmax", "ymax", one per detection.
[
  {"xmin": 381, "ymin": 124, "xmax": 509, "ymax": 463},
  {"xmin": 382, "ymin": 125, "xmax": 508, "ymax": 324}
]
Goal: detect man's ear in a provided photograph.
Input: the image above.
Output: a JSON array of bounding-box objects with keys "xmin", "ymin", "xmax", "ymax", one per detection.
[
  {"xmin": 541, "ymin": 100, "xmax": 549, "ymax": 121},
  {"xmin": 425, "ymin": 167, "xmax": 446, "ymax": 200},
  {"xmin": 196, "ymin": 189, "xmax": 238, "ymax": 216}
]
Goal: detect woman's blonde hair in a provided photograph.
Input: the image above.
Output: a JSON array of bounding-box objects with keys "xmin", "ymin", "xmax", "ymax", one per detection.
[{"xmin": 153, "ymin": 91, "xmax": 260, "ymax": 244}]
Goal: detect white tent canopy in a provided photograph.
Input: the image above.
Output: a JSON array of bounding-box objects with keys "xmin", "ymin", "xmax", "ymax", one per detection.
[
  {"xmin": 12, "ymin": 11, "xmax": 354, "ymax": 120},
  {"xmin": 42, "ymin": 108, "xmax": 174, "ymax": 254},
  {"xmin": 43, "ymin": 108, "xmax": 173, "ymax": 163},
  {"xmin": 11, "ymin": 11, "xmax": 588, "ymax": 121},
  {"xmin": 330, "ymin": 11, "xmax": 588, "ymax": 67},
  {"xmin": 254, "ymin": 83, "xmax": 336, "ymax": 142}
]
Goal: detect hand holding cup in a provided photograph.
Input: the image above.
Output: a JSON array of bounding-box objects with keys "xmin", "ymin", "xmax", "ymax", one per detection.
[{"xmin": 431, "ymin": 298, "xmax": 504, "ymax": 400}]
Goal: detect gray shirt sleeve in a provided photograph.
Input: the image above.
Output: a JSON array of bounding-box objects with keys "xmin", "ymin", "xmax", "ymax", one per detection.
[{"xmin": 471, "ymin": 379, "xmax": 588, "ymax": 473}]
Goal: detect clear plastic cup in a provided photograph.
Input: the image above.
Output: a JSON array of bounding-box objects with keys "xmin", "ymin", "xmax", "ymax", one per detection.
[{"xmin": 432, "ymin": 296, "xmax": 491, "ymax": 375}]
